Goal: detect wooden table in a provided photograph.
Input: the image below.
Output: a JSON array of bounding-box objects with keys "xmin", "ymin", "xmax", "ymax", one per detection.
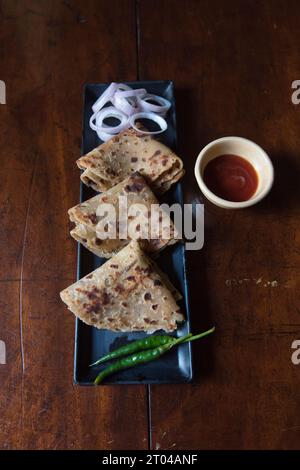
[{"xmin": 0, "ymin": 0, "xmax": 300, "ymax": 450}]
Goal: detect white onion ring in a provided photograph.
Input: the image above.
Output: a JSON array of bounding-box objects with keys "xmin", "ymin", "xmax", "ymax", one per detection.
[
  {"xmin": 90, "ymin": 106, "xmax": 129, "ymax": 135},
  {"xmin": 113, "ymin": 88, "xmax": 146, "ymax": 115},
  {"xmin": 114, "ymin": 88, "xmax": 146, "ymax": 99},
  {"xmin": 92, "ymin": 83, "xmax": 133, "ymax": 114},
  {"xmin": 96, "ymin": 129, "xmax": 115, "ymax": 142},
  {"xmin": 115, "ymin": 83, "xmax": 132, "ymax": 93},
  {"xmin": 89, "ymin": 112, "xmax": 99, "ymax": 131},
  {"xmin": 112, "ymin": 94, "xmax": 139, "ymax": 116},
  {"xmin": 129, "ymin": 112, "xmax": 167, "ymax": 135},
  {"xmin": 92, "ymin": 82, "xmax": 118, "ymax": 113},
  {"xmin": 137, "ymin": 93, "xmax": 171, "ymax": 115}
]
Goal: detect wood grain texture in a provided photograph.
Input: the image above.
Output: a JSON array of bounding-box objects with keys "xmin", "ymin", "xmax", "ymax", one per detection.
[
  {"xmin": 0, "ymin": 282, "xmax": 23, "ymax": 449},
  {"xmin": 21, "ymin": 280, "xmax": 148, "ymax": 449},
  {"xmin": 0, "ymin": 0, "xmax": 148, "ymax": 450},
  {"xmin": 138, "ymin": 0, "xmax": 300, "ymax": 449},
  {"xmin": 2, "ymin": 0, "xmax": 300, "ymax": 451}
]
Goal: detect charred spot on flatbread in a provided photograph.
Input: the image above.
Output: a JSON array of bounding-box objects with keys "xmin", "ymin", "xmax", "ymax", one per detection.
[{"xmin": 88, "ymin": 213, "xmax": 98, "ymax": 224}]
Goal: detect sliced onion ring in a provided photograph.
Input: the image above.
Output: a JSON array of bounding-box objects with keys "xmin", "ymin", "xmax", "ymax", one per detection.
[
  {"xmin": 96, "ymin": 129, "xmax": 115, "ymax": 142},
  {"xmin": 113, "ymin": 88, "xmax": 146, "ymax": 115},
  {"xmin": 92, "ymin": 83, "xmax": 132, "ymax": 113},
  {"xmin": 114, "ymin": 88, "xmax": 146, "ymax": 99},
  {"xmin": 92, "ymin": 82, "xmax": 117, "ymax": 113},
  {"xmin": 129, "ymin": 112, "xmax": 167, "ymax": 135},
  {"xmin": 137, "ymin": 93, "xmax": 171, "ymax": 115},
  {"xmin": 90, "ymin": 106, "xmax": 129, "ymax": 135},
  {"xmin": 89, "ymin": 112, "xmax": 99, "ymax": 131},
  {"xmin": 115, "ymin": 83, "xmax": 132, "ymax": 93},
  {"xmin": 112, "ymin": 94, "xmax": 139, "ymax": 116}
]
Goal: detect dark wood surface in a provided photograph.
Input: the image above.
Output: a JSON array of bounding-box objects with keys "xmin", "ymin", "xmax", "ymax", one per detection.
[{"xmin": 1, "ymin": 0, "xmax": 300, "ymax": 450}]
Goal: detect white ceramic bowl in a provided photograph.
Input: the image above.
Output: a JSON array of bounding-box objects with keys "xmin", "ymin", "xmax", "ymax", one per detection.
[{"xmin": 194, "ymin": 136, "xmax": 274, "ymax": 209}]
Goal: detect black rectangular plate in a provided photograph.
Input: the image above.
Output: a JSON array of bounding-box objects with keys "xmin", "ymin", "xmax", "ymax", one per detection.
[{"xmin": 74, "ymin": 80, "xmax": 192, "ymax": 384}]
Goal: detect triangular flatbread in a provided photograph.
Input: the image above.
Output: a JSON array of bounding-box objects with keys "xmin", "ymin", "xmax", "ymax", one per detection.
[
  {"xmin": 60, "ymin": 241, "xmax": 184, "ymax": 332},
  {"xmin": 68, "ymin": 172, "xmax": 179, "ymax": 258},
  {"xmin": 77, "ymin": 127, "xmax": 184, "ymax": 194}
]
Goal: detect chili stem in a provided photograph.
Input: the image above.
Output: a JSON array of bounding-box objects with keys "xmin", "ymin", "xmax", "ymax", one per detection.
[{"xmin": 183, "ymin": 327, "xmax": 215, "ymax": 343}]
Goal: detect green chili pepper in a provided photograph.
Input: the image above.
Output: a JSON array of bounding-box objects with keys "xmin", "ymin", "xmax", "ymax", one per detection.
[
  {"xmin": 94, "ymin": 327, "xmax": 215, "ymax": 385},
  {"xmin": 94, "ymin": 334, "xmax": 189, "ymax": 385},
  {"xmin": 89, "ymin": 333, "xmax": 193, "ymax": 367}
]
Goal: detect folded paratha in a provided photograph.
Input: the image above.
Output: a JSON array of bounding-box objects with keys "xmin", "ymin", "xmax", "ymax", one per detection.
[
  {"xmin": 60, "ymin": 241, "xmax": 184, "ymax": 332},
  {"xmin": 77, "ymin": 127, "xmax": 184, "ymax": 194},
  {"xmin": 68, "ymin": 172, "xmax": 179, "ymax": 258}
]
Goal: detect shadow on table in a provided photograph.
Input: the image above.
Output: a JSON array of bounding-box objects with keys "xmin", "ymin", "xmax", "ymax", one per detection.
[
  {"xmin": 253, "ymin": 151, "xmax": 300, "ymax": 214},
  {"xmin": 175, "ymin": 87, "xmax": 216, "ymax": 383},
  {"xmin": 185, "ymin": 230, "xmax": 216, "ymax": 384}
]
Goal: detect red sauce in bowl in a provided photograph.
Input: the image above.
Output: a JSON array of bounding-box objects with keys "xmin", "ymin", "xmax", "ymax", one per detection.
[{"xmin": 203, "ymin": 154, "xmax": 258, "ymax": 202}]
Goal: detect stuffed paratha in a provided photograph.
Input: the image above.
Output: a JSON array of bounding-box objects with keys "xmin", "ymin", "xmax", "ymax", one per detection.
[
  {"xmin": 77, "ymin": 127, "xmax": 184, "ymax": 194},
  {"xmin": 68, "ymin": 172, "xmax": 179, "ymax": 258},
  {"xmin": 60, "ymin": 241, "xmax": 184, "ymax": 333}
]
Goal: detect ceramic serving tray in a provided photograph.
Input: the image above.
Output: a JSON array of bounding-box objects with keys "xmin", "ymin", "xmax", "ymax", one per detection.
[{"xmin": 74, "ymin": 80, "xmax": 192, "ymax": 384}]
